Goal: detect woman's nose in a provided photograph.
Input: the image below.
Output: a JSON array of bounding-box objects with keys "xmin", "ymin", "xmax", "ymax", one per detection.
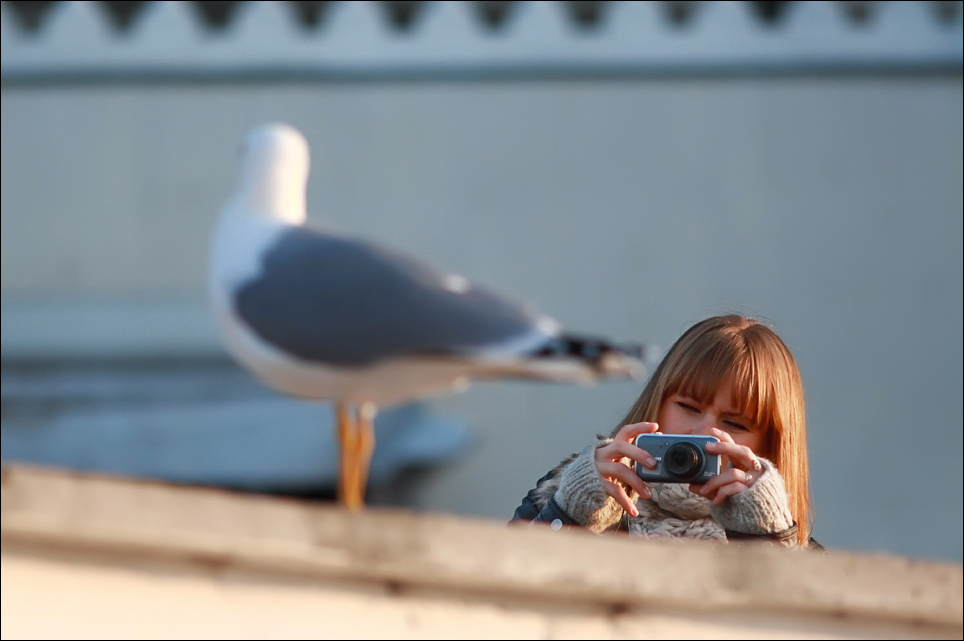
[{"xmin": 692, "ymin": 419, "xmax": 718, "ymax": 436}]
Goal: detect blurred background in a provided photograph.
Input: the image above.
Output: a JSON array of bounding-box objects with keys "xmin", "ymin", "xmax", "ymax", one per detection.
[{"xmin": 1, "ymin": 0, "xmax": 961, "ymax": 562}]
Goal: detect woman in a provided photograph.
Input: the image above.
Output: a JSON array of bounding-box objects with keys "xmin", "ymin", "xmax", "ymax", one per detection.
[{"xmin": 511, "ymin": 314, "xmax": 821, "ymax": 549}]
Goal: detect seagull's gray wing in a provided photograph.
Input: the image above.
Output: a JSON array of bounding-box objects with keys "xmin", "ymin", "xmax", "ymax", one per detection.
[{"xmin": 234, "ymin": 227, "xmax": 550, "ymax": 367}]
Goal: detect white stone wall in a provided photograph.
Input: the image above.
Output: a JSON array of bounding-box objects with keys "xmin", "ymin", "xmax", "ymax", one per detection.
[{"xmin": 3, "ymin": 466, "xmax": 961, "ymax": 639}]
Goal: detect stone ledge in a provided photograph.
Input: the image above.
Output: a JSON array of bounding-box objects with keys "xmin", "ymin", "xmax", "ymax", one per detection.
[{"xmin": 2, "ymin": 464, "xmax": 961, "ymax": 634}]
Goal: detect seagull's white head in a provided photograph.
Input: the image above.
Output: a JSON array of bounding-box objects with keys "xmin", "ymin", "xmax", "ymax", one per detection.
[{"xmin": 235, "ymin": 122, "xmax": 310, "ymax": 225}]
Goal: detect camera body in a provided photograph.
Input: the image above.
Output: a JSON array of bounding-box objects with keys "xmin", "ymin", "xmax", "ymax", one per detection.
[{"xmin": 633, "ymin": 433, "xmax": 722, "ymax": 483}]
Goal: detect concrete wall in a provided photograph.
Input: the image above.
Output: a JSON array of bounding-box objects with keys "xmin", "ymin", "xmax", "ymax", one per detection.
[
  {"xmin": 3, "ymin": 465, "xmax": 961, "ymax": 639},
  {"xmin": 2, "ymin": 2, "xmax": 962, "ymax": 562}
]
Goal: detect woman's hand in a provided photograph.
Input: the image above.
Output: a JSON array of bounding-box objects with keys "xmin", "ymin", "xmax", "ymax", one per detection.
[
  {"xmin": 689, "ymin": 427, "xmax": 764, "ymax": 505},
  {"xmin": 594, "ymin": 422, "xmax": 660, "ymax": 517}
]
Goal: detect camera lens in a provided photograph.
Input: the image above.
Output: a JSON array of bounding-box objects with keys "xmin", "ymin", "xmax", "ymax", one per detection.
[{"xmin": 663, "ymin": 442, "xmax": 704, "ymax": 482}]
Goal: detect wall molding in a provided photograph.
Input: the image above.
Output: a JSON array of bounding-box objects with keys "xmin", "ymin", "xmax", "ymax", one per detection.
[{"xmin": 2, "ymin": 1, "xmax": 961, "ymax": 83}]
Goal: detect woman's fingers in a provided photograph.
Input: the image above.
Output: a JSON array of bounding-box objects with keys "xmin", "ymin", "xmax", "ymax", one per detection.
[
  {"xmin": 695, "ymin": 467, "xmax": 748, "ymax": 496},
  {"xmin": 614, "ymin": 421, "xmax": 660, "ymax": 442},
  {"xmin": 596, "ymin": 459, "xmax": 650, "ymax": 500},
  {"xmin": 706, "ymin": 428, "xmax": 761, "ymax": 472},
  {"xmin": 709, "ymin": 427, "xmax": 735, "ymax": 445},
  {"xmin": 711, "ymin": 481, "xmax": 749, "ymax": 505},
  {"xmin": 689, "ymin": 467, "xmax": 760, "ymax": 504},
  {"xmin": 592, "ymin": 422, "xmax": 662, "ymax": 517},
  {"xmin": 601, "ymin": 478, "xmax": 639, "ymax": 516},
  {"xmin": 597, "ymin": 438, "xmax": 657, "ymax": 471}
]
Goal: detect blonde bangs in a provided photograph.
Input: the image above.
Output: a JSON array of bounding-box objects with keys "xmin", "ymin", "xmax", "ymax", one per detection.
[{"xmin": 662, "ymin": 329, "xmax": 777, "ymax": 439}]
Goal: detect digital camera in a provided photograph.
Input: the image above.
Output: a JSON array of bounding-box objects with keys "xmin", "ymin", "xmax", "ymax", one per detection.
[{"xmin": 633, "ymin": 433, "xmax": 722, "ymax": 484}]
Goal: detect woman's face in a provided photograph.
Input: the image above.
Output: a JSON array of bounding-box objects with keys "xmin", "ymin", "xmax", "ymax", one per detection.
[{"xmin": 656, "ymin": 374, "xmax": 768, "ymax": 464}]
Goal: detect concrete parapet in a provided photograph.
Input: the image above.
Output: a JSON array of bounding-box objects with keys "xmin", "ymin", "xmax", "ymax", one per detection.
[{"xmin": 2, "ymin": 464, "xmax": 961, "ymax": 638}]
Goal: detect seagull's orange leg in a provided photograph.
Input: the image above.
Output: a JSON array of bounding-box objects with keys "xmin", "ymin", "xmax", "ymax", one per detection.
[
  {"xmin": 352, "ymin": 402, "xmax": 377, "ymax": 508},
  {"xmin": 336, "ymin": 401, "xmax": 361, "ymax": 511}
]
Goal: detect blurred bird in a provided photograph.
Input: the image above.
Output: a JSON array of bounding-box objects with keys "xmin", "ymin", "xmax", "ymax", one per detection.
[{"xmin": 209, "ymin": 122, "xmax": 646, "ymax": 510}]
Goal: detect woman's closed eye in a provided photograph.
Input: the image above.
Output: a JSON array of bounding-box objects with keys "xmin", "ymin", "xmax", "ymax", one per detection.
[
  {"xmin": 722, "ymin": 419, "xmax": 750, "ymax": 432},
  {"xmin": 676, "ymin": 401, "xmax": 700, "ymax": 413}
]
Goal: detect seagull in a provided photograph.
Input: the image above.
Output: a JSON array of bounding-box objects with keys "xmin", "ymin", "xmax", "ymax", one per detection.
[{"xmin": 209, "ymin": 122, "xmax": 646, "ymax": 510}]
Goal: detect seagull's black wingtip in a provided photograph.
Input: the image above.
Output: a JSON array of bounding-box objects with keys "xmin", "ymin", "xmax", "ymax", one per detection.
[{"xmin": 533, "ymin": 334, "xmax": 648, "ymax": 365}]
